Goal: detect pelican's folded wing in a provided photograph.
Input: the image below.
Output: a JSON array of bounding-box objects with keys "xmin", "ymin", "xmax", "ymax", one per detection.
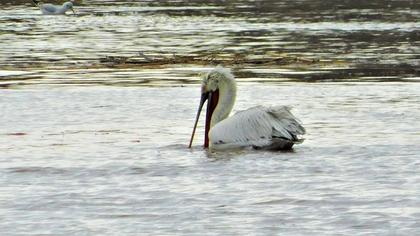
[
  {"xmin": 209, "ymin": 105, "xmax": 305, "ymax": 149},
  {"xmin": 267, "ymin": 105, "xmax": 306, "ymax": 139}
]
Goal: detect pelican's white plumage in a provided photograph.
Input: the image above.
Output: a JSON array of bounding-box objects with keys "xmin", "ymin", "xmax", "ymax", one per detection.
[
  {"xmin": 210, "ymin": 105, "xmax": 305, "ymax": 150},
  {"xmin": 189, "ymin": 66, "xmax": 305, "ymax": 151}
]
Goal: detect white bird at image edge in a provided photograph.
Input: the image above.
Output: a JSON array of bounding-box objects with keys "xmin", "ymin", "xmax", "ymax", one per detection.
[{"xmin": 32, "ymin": 0, "xmax": 76, "ymax": 15}]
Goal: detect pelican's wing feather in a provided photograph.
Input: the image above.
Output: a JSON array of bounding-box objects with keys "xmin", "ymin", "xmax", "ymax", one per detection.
[
  {"xmin": 209, "ymin": 105, "xmax": 305, "ymax": 149},
  {"xmin": 268, "ymin": 105, "xmax": 306, "ymax": 139}
]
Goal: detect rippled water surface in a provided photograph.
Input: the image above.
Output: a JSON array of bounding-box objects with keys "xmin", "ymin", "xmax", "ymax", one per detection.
[{"xmin": 1, "ymin": 0, "xmax": 419, "ymax": 235}]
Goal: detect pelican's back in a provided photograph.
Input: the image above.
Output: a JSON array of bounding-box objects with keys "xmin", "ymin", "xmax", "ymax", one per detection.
[{"xmin": 209, "ymin": 105, "xmax": 305, "ymax": 150}]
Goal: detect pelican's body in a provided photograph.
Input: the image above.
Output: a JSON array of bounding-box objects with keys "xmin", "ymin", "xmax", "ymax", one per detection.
[
  {"xmin": 189, "ymin": 66, "xmax": 305, "ymax": 151},
  {"xmin": 32, "ymin": 0, "xmax": 75, "ymax": 15}
]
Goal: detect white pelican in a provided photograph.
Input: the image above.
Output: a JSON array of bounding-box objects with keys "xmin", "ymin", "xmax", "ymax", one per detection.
[
  {"xmin": 32, "ymin": 0, "xmax": 76, "ymax": 15},
  {"xmin": 189, "ymin": 66, "xmax": 305, "ymax": 151}
]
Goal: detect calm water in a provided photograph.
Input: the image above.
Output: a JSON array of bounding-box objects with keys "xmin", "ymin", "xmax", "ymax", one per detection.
[{"xmin": 1, "ymin": 0, "xmax": 419, "ymax": 235}]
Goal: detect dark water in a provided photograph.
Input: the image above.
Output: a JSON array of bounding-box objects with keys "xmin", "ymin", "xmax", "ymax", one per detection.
[{"xmin": 0, "ymin": 0, "xmax": 419, "ymax": 235}]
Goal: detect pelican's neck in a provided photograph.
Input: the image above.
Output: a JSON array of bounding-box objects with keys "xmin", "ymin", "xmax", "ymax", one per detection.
[{"xmin": 210, "ymin": 77, "xmax": 236, "ymax": 128}]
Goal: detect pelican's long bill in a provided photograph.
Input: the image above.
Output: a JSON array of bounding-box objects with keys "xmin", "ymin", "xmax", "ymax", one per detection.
[
  {"xmin": 188, "ymin": 93, "xmax": 208, "ymax": 148},
  {"xmin": 188, "ymin": 90, "xmax": 219, "ymax": 148}
]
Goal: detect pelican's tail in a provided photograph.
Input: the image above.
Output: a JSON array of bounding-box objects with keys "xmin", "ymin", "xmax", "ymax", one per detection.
[{"xmin": 32, "ymin": 0, "xmax": 40, "ymax": 6}]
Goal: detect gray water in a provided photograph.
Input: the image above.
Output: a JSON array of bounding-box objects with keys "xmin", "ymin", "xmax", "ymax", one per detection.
[{"xmin": 1, "ymin": 0, "xmax": 420, "ymax": 235}]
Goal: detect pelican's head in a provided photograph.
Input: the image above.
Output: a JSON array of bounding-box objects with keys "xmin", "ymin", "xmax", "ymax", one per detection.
[
  {"xmin": 189, "ymin": 66, "xmax": 235, "ymax": 149},
  {"xmin": 201, "ymin": 66, "xmax": 234, "ymax": 94},
  {"xmin": 63, "ymin": 1, "xmax": 75, "ymax": 14}
]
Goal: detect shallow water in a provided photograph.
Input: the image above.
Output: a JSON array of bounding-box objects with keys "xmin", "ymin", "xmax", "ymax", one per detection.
[{"xmin": 1, "ymin": 0, "xmax": 420, "ymax": 235}]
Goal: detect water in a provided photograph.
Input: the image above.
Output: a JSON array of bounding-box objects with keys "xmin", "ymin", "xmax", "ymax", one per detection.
[{"xmin": 1, "ymin": 0, "xmax": 420, "ymax": 235}]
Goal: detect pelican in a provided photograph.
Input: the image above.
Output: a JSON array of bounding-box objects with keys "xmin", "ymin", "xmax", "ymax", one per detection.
[
  {"xmin": 189, "ymin": 66, "xmax": 305, "ymax": 151},
  {"xmin": 32, "ymin": 0, "xmax": 76, "ymax": 15}
]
